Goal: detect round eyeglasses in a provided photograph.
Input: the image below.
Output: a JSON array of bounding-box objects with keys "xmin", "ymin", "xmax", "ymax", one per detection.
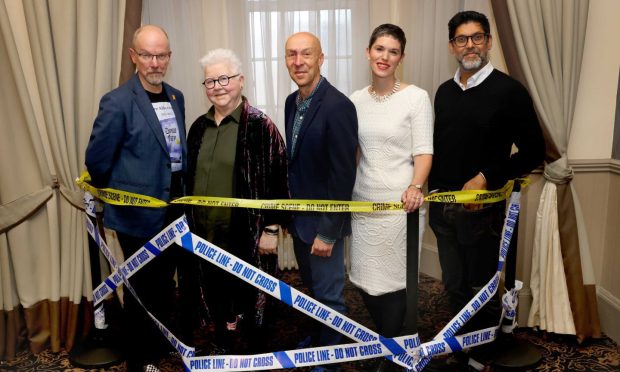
[
  {"xmin": 450, "ymin": 33, "xmax": 489, "ymax": 47},
  {"xmin": 202, "ymin": 74, "xmax": 241, "ymax": 89}
]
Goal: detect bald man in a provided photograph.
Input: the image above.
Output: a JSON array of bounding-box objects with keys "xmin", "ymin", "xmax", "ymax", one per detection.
[
  {"xmin": 85, "ymin": 25, "xmax": 191, "ymax": 371},
  {"xmin": 284, "ymin": 32, "xmax": 358, "ymax": 360}
]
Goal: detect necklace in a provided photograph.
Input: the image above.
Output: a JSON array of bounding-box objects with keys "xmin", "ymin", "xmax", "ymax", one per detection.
[{"xmin": 369, "ymin": 79, "xmax": 400, "ymax": 103}]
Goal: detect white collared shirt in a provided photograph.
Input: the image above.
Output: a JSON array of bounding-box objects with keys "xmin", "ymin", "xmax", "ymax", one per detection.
[{"xmin": 453, "ymin": 62, "xmax": 494, "ymax": 90}]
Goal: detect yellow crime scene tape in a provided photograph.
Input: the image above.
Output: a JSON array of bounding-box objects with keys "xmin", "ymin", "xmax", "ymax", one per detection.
[{"xmin": 76, "ymin": 171, "xmax": 529, "ymax": 211}]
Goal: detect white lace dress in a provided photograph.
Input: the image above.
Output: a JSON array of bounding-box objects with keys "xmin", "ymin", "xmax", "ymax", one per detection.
[{"xmin": 349, "ymin": 85, "xmax": 433, "ymax": 296}]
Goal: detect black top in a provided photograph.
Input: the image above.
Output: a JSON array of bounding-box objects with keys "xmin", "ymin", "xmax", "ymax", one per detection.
[
  {"xmin": 429, "ymin": 69, "xmax": 545, "ymax": 191},
  {"xmin": 146, "ymin": 87, "xmax": 169, "ymax": 102}
]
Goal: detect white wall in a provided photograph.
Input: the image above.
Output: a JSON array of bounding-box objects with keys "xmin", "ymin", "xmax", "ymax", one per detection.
[{"xmin": 568, "ymin": 0, "xmax": 620, "ymax": 159}]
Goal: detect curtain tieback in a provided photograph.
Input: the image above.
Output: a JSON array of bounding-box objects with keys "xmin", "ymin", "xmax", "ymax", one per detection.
[{"xmin": 543, "ymin": 156, "xmax": 574, "ymax": 184}]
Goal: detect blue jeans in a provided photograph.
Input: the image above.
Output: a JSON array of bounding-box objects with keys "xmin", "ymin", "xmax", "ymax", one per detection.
[
  {"xmin": 429, "ymin": 201, "xmax": 505, "ymax": 333},
  {"xmin": 293, "ymin": 237, "xmax": 346, "ymax": 346}
]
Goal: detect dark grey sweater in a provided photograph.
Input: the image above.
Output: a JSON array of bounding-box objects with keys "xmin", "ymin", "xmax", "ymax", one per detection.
[{"xmin": 429, "ymin": 69, "xmax": 545, "ymax": 191}]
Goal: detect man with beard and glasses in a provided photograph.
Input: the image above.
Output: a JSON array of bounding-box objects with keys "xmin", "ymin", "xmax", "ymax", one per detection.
[
  {"xmin": 85, "ymin": 25, "xmax": 193, "ymax": 372},
  {"xmin": 429, "ymin": 11, "xmax": 545, "ymax": 371}
]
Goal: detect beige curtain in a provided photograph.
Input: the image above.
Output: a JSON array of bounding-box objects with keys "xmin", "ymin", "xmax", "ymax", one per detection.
[
  {"xmin": 492, "ymin": 0, "xmax": 601, "ymax": 341},
  {"xmin": 0, "ymin": 0, "xmax": 126, "ymax": 360}
]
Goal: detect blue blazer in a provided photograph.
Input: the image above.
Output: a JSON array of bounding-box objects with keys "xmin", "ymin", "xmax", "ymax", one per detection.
[
  {"xmin": 85, "ymin": 74, "xmax": 187, "ymax": 237},
  {"xmin": 285, "ymin": 79, "xmax": 358, "ymax": 244}
]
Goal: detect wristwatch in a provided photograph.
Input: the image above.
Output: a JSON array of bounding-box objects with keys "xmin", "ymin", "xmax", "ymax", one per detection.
[{"xmin": 409, "ymin": 184, "xmax": 423, "ymax": 190}]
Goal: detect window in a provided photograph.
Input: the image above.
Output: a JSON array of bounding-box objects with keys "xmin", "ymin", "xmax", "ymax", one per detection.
[{"xmin": 243, "ymin": 1, "xmax": 367, "ymax": 133}]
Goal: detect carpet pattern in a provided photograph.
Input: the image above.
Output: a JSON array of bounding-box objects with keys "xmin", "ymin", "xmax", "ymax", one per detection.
[{"xmin": 1, "ymin": 272, "xmax": 618, "ymax": 371}]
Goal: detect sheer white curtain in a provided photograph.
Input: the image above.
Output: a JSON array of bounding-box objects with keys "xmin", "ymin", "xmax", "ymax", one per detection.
[
  {"xmin": 234, "ymin": 0, "xmax": 369, "ymax": 134},
  {"xmin": 399, "ymin": 0, "xmax": 463, "ymax": 99},
  {"xmin": 143, "ymin": 0, "xmax": 369, "ymax": 134}
]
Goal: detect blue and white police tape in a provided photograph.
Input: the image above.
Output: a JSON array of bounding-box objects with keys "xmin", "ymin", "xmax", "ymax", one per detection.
[
  {"xmin": 415, "ymin": 326, "xmax": 499, "ymax": 359},
  {"xmin": 87, "ymin": 203, "xmax": 519, "ymax": 371},
  {"xmin": 409, "ymin": 191, "xmax": 521, "ymax": 370},
  {"xmin": 86, "ymin": 215, "xmax": 423, "ymax": 369},
  {"xmin": 182, "ymin": 335, "xmax": 422, "ymax": 371},
  {"xmin": 90, "ymin": 216, "xmax": 190, "ymax": 306},
  {"xmin": 83, "ymin": 191, "xmax": 96, "ymax": 218},
  {"xmin": 84, "ymin": 199, "xmax": 112, "ymax": 330},
  {"xmin": 501, "ymin": 280, "xmax": 522, "ymax": 334},
  {"xmin": 85, "ymin": 215, "xmax": 196, "ymax": 359},
  {"xmin": 181, "ymin": 231, "xmax": 421, "ymax": 370},
  {"xmin": 86, "ymin": 217, "xmax": 122, "ymax": 305},
  {"xmin": 178, "ymin": 321, "xmax": 501, "ymax": 371},
  {"xmin": 85, "ymin": 217, "xmax": 118, "ymax": 270}
]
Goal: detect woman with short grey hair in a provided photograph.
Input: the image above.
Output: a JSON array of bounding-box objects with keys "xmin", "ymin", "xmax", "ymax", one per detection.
[{"xmin": 186, "ymin": 48, "xmax": 289, "ymax": 353}]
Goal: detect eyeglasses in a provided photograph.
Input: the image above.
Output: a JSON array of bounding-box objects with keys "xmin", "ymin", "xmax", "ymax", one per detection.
[
  {"xmin": 134, "ymin": 51, "xmax": 171, "ymax": 62},
  {"xmin": 450, "ymin": 33, "xmax": 489, "ymax": 47},
  {"xmin": 202, "ymin": 74, "xmax": 241, "ymax": 89}
]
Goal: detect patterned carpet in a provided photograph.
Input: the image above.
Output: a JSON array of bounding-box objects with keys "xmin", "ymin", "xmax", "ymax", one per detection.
[{"xmin": 2, "ymin": 272, "xmax": 619, "ymax": 371}]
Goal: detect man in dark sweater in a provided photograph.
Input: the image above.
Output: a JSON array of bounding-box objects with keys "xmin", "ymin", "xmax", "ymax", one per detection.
[{"xmin": 429, "ymin": 10, "xmax": 545, "ymax": 370}]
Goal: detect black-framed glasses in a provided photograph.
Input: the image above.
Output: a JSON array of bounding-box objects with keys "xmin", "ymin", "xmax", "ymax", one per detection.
[
  {"xmin": 134, "ymin": 52, "xmax": 171, "ymax": 62},
  {"xmin": 202, "ymin": 74, "xmax": 241, "ymax": 89},
  {"xmin": 450, "ymin": 33, "xmax": 489, "ymax": 47}
]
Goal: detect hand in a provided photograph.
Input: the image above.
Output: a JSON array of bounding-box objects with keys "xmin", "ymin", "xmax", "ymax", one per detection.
[
  {"xmin": 311, "ymin": 237, "xmax": 334, "ymax": 257},
  {"xmin": 258, "ymin": 231, "xmax": 278, "ymax": 255},
  {"xmin": 462, "ymin": 173, "xmax": 487, "ymax": 210},
  {"xmin": 401, "ymin": 185, "xmax": 425, "ymax": 213}
]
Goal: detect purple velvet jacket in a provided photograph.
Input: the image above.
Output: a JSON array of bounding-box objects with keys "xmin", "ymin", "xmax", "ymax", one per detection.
[
  {"xmin": 186, "ymin": 97, "xmax": 289, "ymax": 257},
  {"xmin": 185, "ymin": 97, "xmax": 289, "ymax": 325}
]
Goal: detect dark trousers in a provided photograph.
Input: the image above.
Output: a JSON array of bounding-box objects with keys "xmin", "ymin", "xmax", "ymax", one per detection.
[
  {"xmin": 293, "ymin": 237, "xmax": 346, "ymax": 346},
  {"xmin": 116, "ymin": 174, "xmax": 197, "ymax": 368},
  {"xmin": 193, "ymin": 222, "xmax": 262, "ymax": 352},
  {"xmin": 117, "ymin": 232, "xmax": 177, "ymax": 367},
  {"xmin": 360, "ymin": 289, "xmax": 406, "ymax": 338},
  {"xmin": 429, "ymin": 201, "xmax": 504, "ymax": 334}
]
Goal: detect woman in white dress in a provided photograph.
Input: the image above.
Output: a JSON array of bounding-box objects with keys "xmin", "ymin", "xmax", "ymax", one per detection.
[{"xmin": 349, "ymin": 24, "xmax": 433, "ymax": 370}]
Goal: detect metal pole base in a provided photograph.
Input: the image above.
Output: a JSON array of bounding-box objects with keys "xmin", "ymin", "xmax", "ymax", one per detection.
[
  {"xmin": 69, "ymin": 329, "xmax": 125, "ymax": 369},
  {"xmin": 493, "ymin": 332, "xmax": 542, "ymax": 369}
]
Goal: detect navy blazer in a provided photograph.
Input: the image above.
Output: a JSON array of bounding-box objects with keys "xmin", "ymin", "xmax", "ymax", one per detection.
[
  {"xmin": 85, "ymin": 74, "xmax": 187, "ymax": 237},
  {"xmin": 285, "ymin": 78, "xmax": 358, "ymax": 244}
]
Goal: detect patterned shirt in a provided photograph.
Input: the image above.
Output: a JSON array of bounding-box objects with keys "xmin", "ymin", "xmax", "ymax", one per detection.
[
  {"xmin": 290, "ymin": 76, "xmax": 335, "ymax": 244},
  {"xmin": 290, "ymin": 76, "xmax": 325, "ymax": 155}
]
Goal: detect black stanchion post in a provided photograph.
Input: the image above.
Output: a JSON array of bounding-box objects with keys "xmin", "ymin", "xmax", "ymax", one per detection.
[
  {"xmin": 404, "ymin": 209, "xmax": 420, "ymax": 335},
  {"xmin": 493, "ymin": 181, "xmax": 542, "ymax": 369},
  {"xmin": 69, "ymin": 210, "xmax": 124, "ymax": 368}
]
